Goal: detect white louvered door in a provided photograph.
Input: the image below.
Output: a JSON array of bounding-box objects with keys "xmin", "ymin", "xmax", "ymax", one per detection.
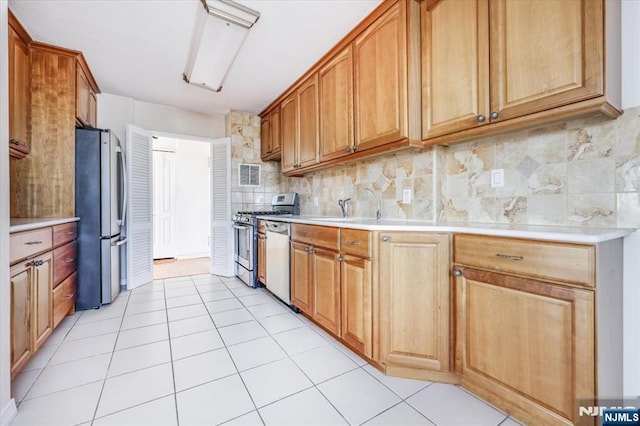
[
  {"xmin": 126, "ymin": 124, "xmax": 154, "ymax": 289},
  {"xmin": 210, "ymin": 138, "xmax": 233, "ymax": 276}
]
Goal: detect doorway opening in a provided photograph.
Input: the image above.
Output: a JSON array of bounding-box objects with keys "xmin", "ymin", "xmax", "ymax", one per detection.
[{"xmin": 152, "ymin": 135, "xmax": 211, "ymax": 279}]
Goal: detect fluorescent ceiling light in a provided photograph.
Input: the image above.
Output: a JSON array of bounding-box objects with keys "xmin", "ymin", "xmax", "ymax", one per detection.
[{"xmin": 183, "ymin": 0, "xmax": 260, "ymax": 92}]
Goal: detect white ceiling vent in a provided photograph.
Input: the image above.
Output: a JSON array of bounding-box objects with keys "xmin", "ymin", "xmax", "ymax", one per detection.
[{"xmin": 238, "ymin": 163, "xmax": 261, "ymax": 187}]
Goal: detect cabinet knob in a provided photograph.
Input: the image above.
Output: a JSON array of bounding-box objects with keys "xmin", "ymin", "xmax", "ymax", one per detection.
[
  {"xmin": 381, "ymin": 236, "xmax": 389, "ymax": 242},
  {"xmin": 477, "ymin": 114, "xmax": 485, "ymax": 123},
  {"xmin": 338, "ymin": 256, "xmax": 344, "ymax": 262},
  {"xmin": 345, "ymin": 146, "xmax": 352, "ymax": 153},
  {"xmin": 352, "ymin": 145, "xmax": 357, "ymax": 152},
  {"xmin": 490, "ymin": 111, "xmax": 499, "ymax": 120},
  {"xmin": 453, "ymin": 269, "xmax": 462, "ymax": 277},
  {"xmin": 10, "ymin": 139, "xmax": 21, "ymax": 146}
]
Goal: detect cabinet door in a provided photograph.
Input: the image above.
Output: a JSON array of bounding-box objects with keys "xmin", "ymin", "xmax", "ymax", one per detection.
[
  {"xmin": 8, "ymin": 24, "xmax": 31, "ymax": 157},
  {"xmin": 270, "ymin": 108, "xmax": 281, "ymax": 156},
  {"xmin": 297, "ymin": 74, "xmax": 319, "ymax": 169},
  {"xmin": 455, "ymin": 267, "xmax": 594, "ymax": 425},
  {"xmin": 88, "ymin": 89, "xmax": 97, "ymax": 128},
  {"xmin": 32, "ymin": 252, "xmax": 53, "ymax": 350},
  {"xmin": 422, "ymin": 0, "xmax": 489, "ymax": 139},
  {"xmin": 257, "ymin": 233, "xmax": 266, "ymax": 284},
  {"xmin": 311, "ymin": 247, "xmax": 341, "ymax": 336},
  {"xmin": 291, "ymin": 241, "xmax": 312, "ymax": 314},
  {"xmin": 280, "ymin": 94, "xmax": 298, "ymax": 173},
  {"xmin": 260, "ymin": 114, "xmax": 271, "ymax": 160},
  {"xmin": 341, "ymin": 255, "xmax": 372, "ymax": 357},
  {"xmin": 378, "ymin": 232, "xmax": 450, "ymax": 372},
  {"xmin": 319, "ymin": 46, "xmax": 354, "ymax": 161},
  {"xmin": 76, "ymin": 65, "xmax": 90, "ymax": 126},
  {"xmin": 489, "ymin": 0, "xmax": 603, "ymax": 122},
  {"xmin": 10, "ymin": 262, "xmax": 32, "ymax": 376},
  {"xmin": 354, "ymin": 1, "xmax": 406, "ymax": 151}
]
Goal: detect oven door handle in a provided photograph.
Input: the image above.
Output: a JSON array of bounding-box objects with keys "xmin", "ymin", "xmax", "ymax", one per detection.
[{"xmin": 233, "ymin": 225, "xmax": 250, "ymax": 230}]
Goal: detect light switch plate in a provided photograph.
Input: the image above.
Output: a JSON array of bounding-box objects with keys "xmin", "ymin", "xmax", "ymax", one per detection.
[
  {"xmin": 402, "ymin": 189, "xmax": 412, "ymax": 204},
  {"xmin": 491, "ymin": 169, "xmax": 505, "ymax": 188}
]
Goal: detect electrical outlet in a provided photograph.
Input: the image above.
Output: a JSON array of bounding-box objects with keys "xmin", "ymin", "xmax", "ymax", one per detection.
[
  {"xmin": 314, "ymin": 196, "xmax": 319, "ymax": 207},
  {"xmin": 402, "ymin": 189, "xmax": 412, "ymax": 204},
  {"xmin": 491, "ymin": 169, "xmax": 505, "ymax": 188}
]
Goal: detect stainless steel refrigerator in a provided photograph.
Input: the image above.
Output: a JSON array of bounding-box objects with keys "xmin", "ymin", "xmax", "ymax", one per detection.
[{"xmin": 75, "ymin": 128, "xmax": 127, "ymax": 310}]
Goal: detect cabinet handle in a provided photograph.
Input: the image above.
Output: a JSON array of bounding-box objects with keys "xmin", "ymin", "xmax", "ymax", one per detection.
[
  {"xmin": 381, "ymin": 236, "xmax": 389, "ymax": 242},
  {"xmin": 346, "ymin": 240, "xmax": 361, "ymax": 246},
  {"xmin": 65, "ymin": 231, "xmax": 75, "ymax": 235},
  {"xmin": 338, "ymin": 256, "xmax": 344, "ymax": 262},
  {"xmin": 30, "ymin": 260, "xmax": 44, "ymax": 267},
  {"xmin": 25, "ymin": 241, "xmax": 43, "ymax": 245},
  {"xmin": 496, "ymin": 253, "xmax": 524, "ymax": 261},
  {"xmin": 10, "ymin": 139, "xmax": 22, "ymax": 146},
  {"xmin": 266, "ymin": 150, "xmax": 272, "ymax": 154},
  {"xmin": 63, "ymin": 294, "xmax": 74, "ymax": 300},
  {"xmin": 490, "ymin": 111, "xmax": 499, "ymax": 120},
  {"xmin": 453, "ymin": 269, "xmax": 462, "ymax": 277},
  {"xmin": 477, "ymin": 114, "xmax": 485, "ymax": 123},
  {"xmin": 63, "ymin": 258, "xmax": 75, "ymax": 263}
]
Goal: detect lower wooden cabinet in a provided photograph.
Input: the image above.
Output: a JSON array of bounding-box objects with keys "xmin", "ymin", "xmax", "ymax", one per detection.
[
  {"xmin": 340, "ymin": 255, "xmax": 372, "ymax": 357},
  {"xmin": 378, "ymin": 232, "xmax": 453, "ymax": 380},
  {"xmin": 53, "ymin": 272, "xmax": 77, "ymax": 328},
  {"xmin": 311, "ymin": 247, "xmax": 341, "ymax": 335},
  {"xmin": 257, "ymin": 232, "xmax": 267, "ymax": 284},
  {"xmin": 291, "ymin": 241, "xmax": 313, "ymax": 314},
  {"xmin": 10, "ymin": 251, "xmax": 53, "ymax": 377}
]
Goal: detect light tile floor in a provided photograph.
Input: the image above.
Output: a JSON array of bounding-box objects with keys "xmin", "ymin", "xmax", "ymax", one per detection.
[{"xmin": 10, "ymin": 274, "xmax": 525, "ymax": 426}]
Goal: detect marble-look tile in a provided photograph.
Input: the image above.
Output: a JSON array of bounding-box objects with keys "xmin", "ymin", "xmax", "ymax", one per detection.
[
  {"xmin": 617, "ymin": 192, "xmax": 640, "ymax": 228},
  {"xmin": 567, "ymin": 122, "xmax": 615, "ymax": 161},
  {"xmin": 526, "ymin": 124, "xmax": 567, "ymax": 163},
  {"xmin": 497, "ymin": 197, "xmax": 527, "ymax": 224},
  {"xmin": 446, "ymin": 174, "xmax": 469, "ymax": 200},
  {"xmin": 469, "ymin": 170, "xmax": 493, "ymax": 198},
  {"xmin": 616, "ymin": 155, "xmax": 640, "ymax": 192},
  {"xmin": 495, "ymin": 135, "xmax": 527, "ymax": 168},
  {"xmin": 528, "ymin": 163, "xmax": 567, "ymax": 194},
  {"xmin": 515, "ymin": 155, "xmax": 541, "ymax": 179},
  {"xmin": 445, "ymin": 199, "xmax": 469, "ymax": 222},
  {"xmin": 568, "ymin": 194, "xmax": 616, "ymax": 227},
  {"xmin": 495, "ymin": 170, "xmax": 528, "ymax": 198},
  {"xmin": 467, "ymin": 197, "xmax": 496, "ymax": 223},
  {"xmin": 568, "ymin": 158, "xmax": 615, "ymax": 194},
  {"xmin": 615, "ymin": 110, "xmax": 640, "ymax": 157},
  {"xmin": 527, "ymin": 194, "xmax": 567, "ymax": 225}
]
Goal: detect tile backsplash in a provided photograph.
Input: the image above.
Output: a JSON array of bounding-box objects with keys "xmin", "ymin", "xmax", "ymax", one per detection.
[
  {"xmin": 233, "ymin": 106, "xmax": 639, "ymax": 229},
  {"xmin": 226, "ymin": 110, "xmax": 281, "ymax": 213}
]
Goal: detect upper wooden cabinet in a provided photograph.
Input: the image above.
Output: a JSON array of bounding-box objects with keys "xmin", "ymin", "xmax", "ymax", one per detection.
[
  {"xmin": 8, "ymin": 11, "xmax": 32, "ymax": 159},
  {"xmin": 421, "ymin": 0, "xmax": 621, "ymax": 143},
  {"xmin": 281, "ymin": 74, "xmax": 320, "ymax": 175},
  {"xmin": 354, "ymin": 0, "xmax": 420, "ymax": 151},
  {"xmin": 76, "ymin": 57, "xmax": 99, "ymax": 128},
  {"xmin": 260, "ymin": 107, "xmax": 281, "ymax": 161},
  {"xmin": 319, "ymin": 46, "xmax": 354, "ymax": 162}
]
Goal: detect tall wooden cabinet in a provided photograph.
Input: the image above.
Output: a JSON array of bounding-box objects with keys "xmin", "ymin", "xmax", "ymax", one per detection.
[
  {"xmin": 8, "ymin": 11, "xmax": 32, "ymax": 159},
  {"xmin": 378, "ymin": 232, "xmax": 453, "ymax": 381},
  {"xmin": 421, "ymin": 0, "xmax": 621, "ymax": 143},
  {"xmin": 319, "ymin": 46, "xmax": 354, "ymax": 162}
]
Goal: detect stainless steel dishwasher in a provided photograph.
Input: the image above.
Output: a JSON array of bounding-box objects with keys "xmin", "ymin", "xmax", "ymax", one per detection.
[{"xmin": 265, "ymin": 221, "xmax": 291, "ymax": 304}]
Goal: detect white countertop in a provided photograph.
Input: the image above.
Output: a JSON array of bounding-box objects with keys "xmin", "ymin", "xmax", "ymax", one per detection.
[
  {"xmin": 257, "ymin": 215, "xmax": 632, "ymax": 244},
  {"xmin": 10, "ymin": 217, "xmax": 80, "ymax": 233}
]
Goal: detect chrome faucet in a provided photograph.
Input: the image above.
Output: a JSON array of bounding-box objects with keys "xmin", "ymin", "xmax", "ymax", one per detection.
[
  {"xmin": 363, "ymin": 188, "xmax": 382, "ymax": 222},
  {"xmin": 338, "ymin": 198, "xmax": 351, "ymax": 218}
]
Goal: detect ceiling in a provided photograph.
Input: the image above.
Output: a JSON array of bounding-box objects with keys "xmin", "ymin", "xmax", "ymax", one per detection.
[{"xmin": 8, "ymin": 0, "xmax": 382, "ymax": 116}]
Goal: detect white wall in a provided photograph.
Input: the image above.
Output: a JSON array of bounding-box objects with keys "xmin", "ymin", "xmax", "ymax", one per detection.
[
  {"xmin": 97, "ymin": 93, "xmax": 226, "ymax": 143},
  {"xmin": 174, "ymin": 139, "xmax": 211, "ymax": 259},
  {"xmin": 621, "ymin": 0, "xmax": 640, "ymax": 398},
  {"xmin": 0, "ymin": 1, "xmax": 16, "ymax": 423}
]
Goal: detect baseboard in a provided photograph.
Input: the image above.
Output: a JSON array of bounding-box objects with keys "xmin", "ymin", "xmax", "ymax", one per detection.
[{"xmin": 0, "ymin": 398, "xmax": 17, "ymax": 426}]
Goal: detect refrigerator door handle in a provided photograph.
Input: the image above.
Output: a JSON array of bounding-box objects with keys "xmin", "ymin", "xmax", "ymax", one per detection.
[
  {"xmin": 112, "ymin": 237, "xmax": 128, "ymax": 247},
  {"xmin": 117, "ymin": 146, "xmax": 128, "ymax": 227}
]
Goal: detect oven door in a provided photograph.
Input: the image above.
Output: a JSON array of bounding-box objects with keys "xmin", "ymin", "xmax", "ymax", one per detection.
[{"xmin": 233, "ymin": 223, "xmax": 254, "ymax": 270}]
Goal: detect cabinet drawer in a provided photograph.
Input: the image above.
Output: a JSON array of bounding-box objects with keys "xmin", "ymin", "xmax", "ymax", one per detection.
[
  {"xmin": 340, "ymin": 228, "xmax": 371, "ymax": 258},
  {"xmin": 10, "ymin": 228, "xmax": 53, "ymax": 264},
  {"xmin": 454, "ymin": 234, "xmax": 595, "ymax": 287},
  {"xmin": 53, "ymin": 241, "xmax": 77, "ymax": 287},
  {"xmin": 53, "ymin": 272, "xmax": 76, "ymax": 328},
  {"xmin": 52, "ymin": 222, "xmax": 77, "ymax": 246},
  {"xmin": 292, "ymin": 224, "xmax": 339, "ymax": 250}
]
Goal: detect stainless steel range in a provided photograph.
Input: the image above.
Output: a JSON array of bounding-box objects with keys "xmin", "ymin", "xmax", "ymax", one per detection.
[{"xmin": 232, "ymin": 193, "xmax": 299, "ymax": 287}]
